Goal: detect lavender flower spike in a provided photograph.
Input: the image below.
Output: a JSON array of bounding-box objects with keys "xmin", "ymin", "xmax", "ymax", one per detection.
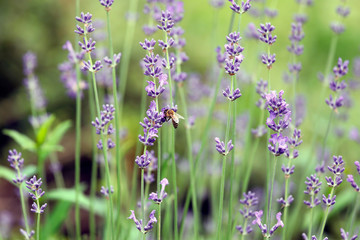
[
  {"xmin": 228, "ymin": 0, "xmax": 251, "ymax": 14},
  {"xmin": 223, "ymin": 87, "xmax": 242, "ymax": 101},
  {"xmin": 333, "ymin": 57, "xmax": 349, "ymax": 79},
  {"xmin": 149, "ymin": 178, "xmax": 169, "ymax": 204},
  {"xmin": 215, "ymin": 137, "xmax": 234, "ymax": 156},
  {"xmin": 340, "ymin": 228, "xmax": 358, "ymax": 240},
  {"xmin": 268, "ymin": 133, "xmax": 288, "ymax": 156},
  {"xmin": 135, "ymin": 151, "xmax": 151, "ymax": 169},
  {"xmin": 128, "ymin": 210, "xmax": 157, "ymax": 234},
  {"xmin": 7, "ymin": 149, "xmax": 26, "ymax": 184},
  {"xmin": 252, "ymin": 210, "xmax": 284, "ymax": 237}
]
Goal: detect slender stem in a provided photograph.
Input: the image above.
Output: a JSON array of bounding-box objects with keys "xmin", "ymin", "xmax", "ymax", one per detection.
[
  {"xmin": 86, "ymin": 71, "xmax": 98, "ymax": 240},
  {"xmin": 319, "ymin": 187, "xmax": 335, "ymax": 239},
  {"xmin": 216, "ymin": 99, "xmax": 232, "ymax": 240},
  {"xmin": 348, "ymin": 193, "xmax": 359, "ymax": 235},
  {"xmin": 226, "ymin": 76, "xmax": 237, "ymax": 238},
  {"xmin": 164, "ymin": 31, "xmax": 178, "ymax": 240},
  {"xmin": 282, "ymin": 178, "xmax": 289, "ymax": 239},
  {"xmin": 158, "ymin": 203, "xmax": 162, "ymax": 240},
  {"xmin": 141, "ymin": 168, "xmax": 145, "ymax": 240},
  {"xmin": 74, "ymin": 35, "xmax": 82, "ymax": 240},
  {"xmin": 266, "ymin": 155, "xmax": 278, "ymax": 233},
  {"xmin": 105, "ymin": 10, "xmax": 123, "ymax": 231},
  {"xmin": 19, "ymin": 183, "xmax": 30, "ymax": 234},
  {"xmin": 36, "ymin": 198, "xmax": 40, "ymax": 240},
  {"xmin": 307, "ymin": 207, "xmax": 314, "ymax": 238},
  {"xmin": 85, "ymin": 42, "xmax": 115, "ymax": 239}
]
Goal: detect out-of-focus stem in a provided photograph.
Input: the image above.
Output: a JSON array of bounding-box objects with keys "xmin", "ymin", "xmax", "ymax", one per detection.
[
  {"xmin": 19, "ymin": 183, "xmax": 30, "ymax": 234},
  {"xmin": 266, "ymin": 155, "xmax": 278, "ymax": 234},
  {"xmin": 319, "ymin": 187, "xmax": 335, "ymax": 239}
]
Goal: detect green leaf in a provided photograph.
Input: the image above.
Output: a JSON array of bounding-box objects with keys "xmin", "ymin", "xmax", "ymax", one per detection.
[
  {"xmin": 38, "ymin": 144, "xmax": 64, "ymax": 163},
  {"xmin": 41, "ymin": 201, "xmax": 72, "ymax": 240},
  {"xmin": 0, "ymin": 165, "xmax": 37, "ymax": 183},
  {"xmin": 3, "ymin": 129, "xmax": 36, "ymax": 151},
  {"xmin": 46, "ymin": 188, "xmax": 106, "ymax": 216},
  {"xmin": 47, "ymin": 120, "xmax": 72, "ymax": 146},
  {"xmin": 36, "ymin": 115, "xmax": 56, "ymax": 145}
]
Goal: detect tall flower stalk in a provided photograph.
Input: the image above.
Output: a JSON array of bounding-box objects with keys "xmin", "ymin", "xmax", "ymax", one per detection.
[
  {"xmin": 216, "ymin": 29, "xmax": 244, "ymax": 239},
  {"xmin": 319, "ymin": 155, "xmax": 345, "ymax": 239},
  {"xmin": 75, "ymin": 11, "xmax": 115, "ymax": 239},
  {"xmin": 98, "ymin": 0, "xmax": 123, "ymax": 230}
]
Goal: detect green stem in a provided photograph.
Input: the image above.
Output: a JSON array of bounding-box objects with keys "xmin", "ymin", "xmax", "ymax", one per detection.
[
  {"xmin": 348, "ymin": 193, "xmax": 359, "ymax": 235},
  {"xmin": 141, "ymin": 168, "xmax": 145, "ymax": 240},
  {"xmin": 164, "ymin": 31, "xmax": 178, "ymax": 240},
  {"xmin": 282, "ymin": 178, "xmax": 290, "ymax": 239},
  {"xmin": 74, "ymin": 37, "xmax": 82, "ymax": 240},
  {"xmin": 158, "ymin": 203, "xmax": 162, "ymax": 240},
  {"xmin": 19, "ymin": 183, "xmax": 30, "ymax": 234},
  {"xmin": 36, "ymin": 198, "xmax": 40, "ymax": 240},
  {"xmin": 319, "ymin": 188, "xmax": 335, "ymax": 239},
  {"xmin": 307, "ymin": 207, "xmax": 314, "ymax": 238},
  {"xmin": 216, "ymin": 99, "xmax": 232, "ymax": 240},
  {"xmin": 87, "ymin": 72, "xmax": 98, "ymax": 240},
  {"xmin": 266, "ymin": 155, "xmax": 278, "ymax": 233},
  {"xmin": 85, "ymin": 42, "xmax": 115, "ymax": 239},
  {"xmin": 226, "ymin": 76, "xmax": 237, "ymax": 238},
  {"xmin": 105, "ymin": 9, "xmax": 123, "ymax": 231}
]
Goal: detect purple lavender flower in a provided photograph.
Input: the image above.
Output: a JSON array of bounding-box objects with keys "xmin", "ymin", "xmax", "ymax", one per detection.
[
  {"xmin": 128, "ymin": 210, "xmax": 157, "ymax": 234},
  {"xmin": 26, "ymin": 175, "xmax": 47, "ymax": 214},
  {"xmin": 223, "ymin": 87, "xmax": 242, "ymax": 101},
  {"xmin": 236, "ymin": 191, "xmax": 258, "ymax": 235},
  {"xmin": 347, "ymin": 161, "xmax": 360, "ymax": 192},
  {"xmin": 158, "ymin": 38, "xmax": 175, "ymax": 51},
  {"xmin": 75, "ymin": 12, "xmax": 95, "ymax": 35},
  {"xmin": 330, "ymin": 22, "xmax": 345, "ymax": 35},
  {"xmin": 103, "ymin": 53, "xmax": 121, "ymax": 67},
  {"xmin": 322, "ymin": 194, "xmax": 336, "ymax": 206},
  {"xmin": 228, "ymin": 0, "xmax": 251, "ymax": 14},
  {"xmin": 82, "ymin": 60, "xmax": 103, "ymax": 72},
  {"xmin": 264, "ymin": 8, "xmax": 278, "ymax": 18},
  {"xmin": 100, "ymin": 186, "xmax": 114, "ymax": 198},
  {"xmin": 281, "ymin": 165, "xmax": 295, "ymax": 176},
  {"xmin": 157, "ymin": 11, "xmax": 174, "ymax": 33},
  {"xmin": 336, "ymin": 6, "xmax": 350, "ymax": 18},
  {"xmin": 333, "ymin": 58, "xmax": 349, "ymax": 79},
  {"xmin": 7, "ymin": 149, "xmax": 26, "ymax": 184},
  {"xmin": 277, "ymin": 195, "xmax": 294, "ymax": 207},
  {"xmin": 99, "ymin": 0, "xmax": 114, "ymax": 9},
  {"xmin": 258, "ymin": 23, "xmax": 277, "ymax": 45},
  {"xmin": 285, "ymin": 128, "xmax": 302, "ymax": 159},
  {"xmin": 268, "ymin": 133, "xmax": 288, "ymax": 156},
  {"xmin": 210, "ymin": 0, "xmax": 225, "ymax": 8},
  {"xmin": 135, "ymin": 151, "xmax": 152, "ymax": 169},
  {"xmin": 261, "ymin": 54, "xmax": 276, "ymax": 69},
  {"xmin": 215, "ymin": 137, "xmax": 234, "ymax": 156},
  {"xmin": 20, "ymin": 229, "xmax": 35, "ymax": 240},
  {"xmin": 251, "ymin": 125, "xmax": 267, "ymax": 137},
  {"xmin": 140, "ymin": 39, "xmax": 157, "ymax": 51},
  {"xmin": 23, "ymin": 52, "xmax": 47, "ymax": 111},
  {"xmin": 252, "ymin": 210, "xmax": 284, "ymax": 237},
  {"xmin": 149, "ymin": 178, "xmax": 169, "ymax": 203},
  {"xmin": 304, "ymin": 174, "xmax": 322, "ymax": 208},
  {"xmin": 139, "ymin": 101, "xmax": 164, "ymax": 145},
  {"xmin": 245, "ymin": 23, "xmax": 260, "ymax": 40},
  {"xmin": 340, "ymin": 228, "xmax": 358, "ymax": 240},
  {"xmin": 145, "ymin": 74, "xmax": 168, "ymax": 98}
]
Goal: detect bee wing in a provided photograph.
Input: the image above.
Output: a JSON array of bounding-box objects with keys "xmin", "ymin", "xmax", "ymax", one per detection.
[{"xmin": 175, "ymin": 113, "xmax": 185, "ymax": 120}]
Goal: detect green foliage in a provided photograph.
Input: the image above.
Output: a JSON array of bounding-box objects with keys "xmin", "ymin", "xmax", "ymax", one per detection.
[{"xmin": 0, "ymin": 165, "xmax": 37, "ymax": 183}]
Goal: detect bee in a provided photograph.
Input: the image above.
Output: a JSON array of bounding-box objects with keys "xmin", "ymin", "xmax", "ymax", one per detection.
[{"xmin": 163, "ymin": 109, "xmax": 184, "ymax": 129}]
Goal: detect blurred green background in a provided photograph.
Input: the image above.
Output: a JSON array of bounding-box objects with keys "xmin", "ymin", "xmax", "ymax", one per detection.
[{"xmin": 1, "ymin": 0, "xmax": 360, "ymax": 238}]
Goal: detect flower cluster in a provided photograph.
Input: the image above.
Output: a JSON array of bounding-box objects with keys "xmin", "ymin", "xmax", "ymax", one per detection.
[
  {"xmin": 140, "ymin": 39, "xmax": 169, "ymax": 98},
  {"xmin": 100, "ymin": 186, "xmax": 114, "ymax": 199},
  {"xmin": 214, "ymin": 137, "xmax": 234, "ymax": 156},
  {"xmin": 252, "ymin": 210, "xmax": 284, "ymax": 237},
  {"xmin": 26, "ymin": 176, "xmax": 47, "ymax": 214},
  {"xmin": 99, "ymin": 0, "xmax": 114, "ymax": 10},
  {"xmin": 285, "ymin": 128, "xmax": 303, "ymax": 159},
  {"xmin": 59, "ymin": 41, "xmax": 88, "ymax": 98},
  {"xmin": 20, "ymin": 229, "xmax": 35, "ymax": 240},
  {"xmin": 149, "ymin": 178, "xmax": 169, "ymax": 204},
  {"xmin": 340, "ymin": 228, "xmax": 358, "ymax": 240},
  {"xmin": 236, "ymin": 191, "xmax": 258, "ymax": 235},
  {"xmin": 265, "ymin": 90, "xmax": 292, "ymax": 156},
  {"xmin": 303, "ymin": 174, "xmax": 322, "ymax": 208},
  {"xmin": 228, "ymin": 0, "xmax": 251, "ymax": 14},
  {"xmin": 287, "ymin": 22, "xmax": 304, "ymax": 76},
  {"xmin": 91, "ymin": 104, "xmax": 116, "ymax": 150},
  {"xmin": 347, "ymin": 161, "xmax": 360, "ymax": 192},
  {"xmin": 7, "ymin": 149, "xmax": 26, "ymax": 184},
  {"xmin": 330, "ymin": 4, "xmax": 350, "ymax": 35},
  {"xmin": 128, "ymin": 210, "xmax": 157, "ymax": 234},
  {"xmin": 258, "ymin": 23, "xmax": 277, "ymax": 69},
  {"xmin": 325, "ymin": 58, "xmax": 348, "ymax": 111},
  {"xmin": 322, "ymin": 156, "xmax": 345, "ymax": 207},
  {"xmin": 23, "ymin": 52, "xmax": 47, "ymax": 119},
  {"xmin": 139, "ymin": 101, "xmax": 164, "ymax": 146},
  {"xmin": 157, "ymin": 11, "xmax": 174, "ymax": 33},
  {"xmin": 169, "ymin": 26, "xmax": 189, "ymax": 83},
  {"xmin": 103, "ymin": 53, "xmax": 121, "ymax": 68}
]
